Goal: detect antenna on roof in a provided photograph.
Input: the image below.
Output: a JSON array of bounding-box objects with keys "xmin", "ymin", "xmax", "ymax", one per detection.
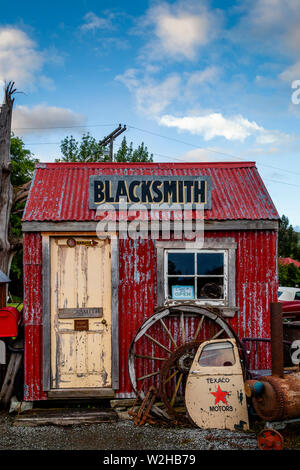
[{"xmin": 99, "ymin": 124, "xmax": 127, "ymax": 162}]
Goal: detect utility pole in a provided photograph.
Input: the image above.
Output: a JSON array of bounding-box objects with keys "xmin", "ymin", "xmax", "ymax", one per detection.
[{"xmin": 99, "ymin": 124, "xmax": 126, "ymax": 162}]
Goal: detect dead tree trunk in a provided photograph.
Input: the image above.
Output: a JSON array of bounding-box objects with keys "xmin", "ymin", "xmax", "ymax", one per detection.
[{"xmin": 0, "ymin": 82, "xmax": 16, "ymax": 275}]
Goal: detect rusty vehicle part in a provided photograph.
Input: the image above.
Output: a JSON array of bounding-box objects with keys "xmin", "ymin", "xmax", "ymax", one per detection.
[
  {"xmin": 248, "ymin": 373, "xmax": 300, "ymax": 421},
  {"xmin": 185, "ymin": 338, "xmax": 249, "ymax": 431},
  {"xmin": 128, "ymin": 385, "xmax": 158, "ymax": 426},
  {"xmin": 128, "ymin": 304, "xmax": 244, "ymax": 420},
  {"xmin": 270, "ymin": 303, "xmax": 284, "ymax": 377},
  {"xmin": 242, "ymin": 338, "xmax": 293, "ymax": 375},
  {"xmin": 246, "ymin": 303, "xmax": 300, "ymax": 423},
  {"xmin": 257, "ymin": 429, "xmax": 284, "ymax": 450},
  {"xmin": 159, "ymin": 341, "xmax": 201, "ymax": 420}
]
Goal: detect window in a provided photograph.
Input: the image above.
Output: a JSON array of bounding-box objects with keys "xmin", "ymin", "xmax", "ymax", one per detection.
[
  {"xmin": 295, "ymin": 292, "xmax": 300, "ymax": 301},
  {"xmin": 165, "ymin": 250, "xmax": 227, "ymax": 304},
  {"xmin": 198, "ymin": 341, "xmax": 235, "ymax": 367}
]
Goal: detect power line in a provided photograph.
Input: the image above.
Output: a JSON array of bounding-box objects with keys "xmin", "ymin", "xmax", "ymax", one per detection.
[
  {"xmin": 20, "ymin": 122, "xmax": 300, "ymax": 179},
  {"xmin": 13, "ymin": 123, "xmax": 117, "ymax": 130}
]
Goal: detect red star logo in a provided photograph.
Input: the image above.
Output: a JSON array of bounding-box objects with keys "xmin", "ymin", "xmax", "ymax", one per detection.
[{"xmin": 210, "ymin": 385, "xmax": 230, "ymax": 405}]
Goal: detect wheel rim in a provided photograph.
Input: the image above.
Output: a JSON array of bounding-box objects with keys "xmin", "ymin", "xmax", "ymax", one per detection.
[{"xmin": 128, "ymin": 304, "xmax": 241, "ymax": 419}]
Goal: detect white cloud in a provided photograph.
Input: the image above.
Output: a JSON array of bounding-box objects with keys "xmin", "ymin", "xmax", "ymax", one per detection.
[
  {"xmin": 141, "ymin": 1, "xmax": 221, "ymax": 61},
  {"xmin": 0, "ymin": 27, "xmax": 44, "ymax": 88},
  {"xmin": 159, "ymin": 113, "xmax": 262, "ymax": 141},
  {"xmin": 179, "ymin": 148, "xmax": 229, "ymax": 162},
  {"xmin": 279, "ymin": 61, "xmax": 300, "ymax": 83},
  {"xmin": 235, "ymin": 0, "xmax": 300, "ymax": 82},
  {"xmin": 186, "ymin": 67, "xmax": 220, "ymax": 87},
  {"xmin": 115, "ymin": 69, "xmax": 181, "ymax": 116},
  {"xmin": 12, "ymin": 105, "xmax": 86, "ymax": 135},
  {"xmin": 80, "ymin": 11, "xmax": 113, "ymax": 32},
  {"xmin": 116, "ymin": 65, "xmax": 221, "ymax": 116},
  {"xmin": 159, "ymin": 112, "xmax": 290, "ymax": 144}
]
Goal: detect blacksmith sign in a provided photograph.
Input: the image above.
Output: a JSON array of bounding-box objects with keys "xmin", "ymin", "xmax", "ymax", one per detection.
[{"xmin": 89, "ymin": 175, "xmax": 212, "ymax": 210}]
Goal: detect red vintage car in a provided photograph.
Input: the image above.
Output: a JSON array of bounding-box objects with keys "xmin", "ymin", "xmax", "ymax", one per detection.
[
  {"xmin": 280, "ymin": 300, "xmax": 300, "ymax": 319},
  {"xmin": 278, "ymin": 287, "xmax": 300, "ymax": 319}
]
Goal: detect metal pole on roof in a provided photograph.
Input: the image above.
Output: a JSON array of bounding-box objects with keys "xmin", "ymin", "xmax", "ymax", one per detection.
[{"xmin": 99, "ymin": 124, "xmax": 127, "ymax": 162}]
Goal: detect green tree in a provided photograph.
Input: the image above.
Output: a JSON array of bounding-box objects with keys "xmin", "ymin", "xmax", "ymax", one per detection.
[
  {"xmin": 115, "ymin": 137, "xmax": 153, "ymax": 162},
  {"xmin": 57, "ymin": 133, "xmax": 107, "ymax": 162},
  {"xmin": 278, "ymin": 215, "xmax": 300, "ymax": 261},
  {"xmin": 57, "ymin": 134, "xmax": 153, "ymax": 163},
  {"xmin": 9, "ymin": 135, "xmax": 38, "ymax": 298},
  {"xmin": 279, "ymin": 262, "xmax": 300, "ymax": 287}
]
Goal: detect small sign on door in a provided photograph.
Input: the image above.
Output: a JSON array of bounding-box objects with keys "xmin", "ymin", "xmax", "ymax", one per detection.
[
  {"xmin": 74, "ymin": 319, "xmax": 89, "ymax": 331},
  {"xmin": 172, "ymin": 285, "xmax": 194, "ymax": 300}
]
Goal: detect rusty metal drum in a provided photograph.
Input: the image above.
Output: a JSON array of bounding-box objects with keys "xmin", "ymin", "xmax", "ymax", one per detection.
[{"xmin": 248, "ymin": 373, "xmax": 300, "ymax": 421}]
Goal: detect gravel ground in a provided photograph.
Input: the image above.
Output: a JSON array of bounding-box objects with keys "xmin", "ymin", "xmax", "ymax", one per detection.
[{"xmin": 0, "ymin": 411, "xmax": 258, "ymax": 451}]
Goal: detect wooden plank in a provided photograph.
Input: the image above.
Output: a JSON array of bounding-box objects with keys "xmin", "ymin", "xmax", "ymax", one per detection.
[
  {"xmin": 58, "ymin": 307, "xmax": 103, "ymax": 319},
  {"xmin": 42, "ymin": 235, "xmax": 51, "ymax": 391},
  {"xmin": 110, "ymin": 236, "xmax": 119, "ymax": 390},
  {"xmin": 47, "ymin": 388, "xmax": 116, "ymax": 398},
  {"xmin": 13, "ymin": 408, "xmax": 118, "ymax": 427},
  {"xmin": 22, "ymin": 220, "xmax": 279, "ymax": 232}
]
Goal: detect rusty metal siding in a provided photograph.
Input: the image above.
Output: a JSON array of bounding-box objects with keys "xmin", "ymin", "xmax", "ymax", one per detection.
[
  {"xmin": 22, "ymin": 162, "xmax": 279, "ymax": 222},
  {"xmin": 23, "ymin": 233, "xmax": 47, "ymax": 400},
  {"xmin": 115, "ymin": 229, "xmax": 278, "ymax": 398},
  {"xmin": 117, "ymin": 238, "xmax": 157, "ymax": 397}
]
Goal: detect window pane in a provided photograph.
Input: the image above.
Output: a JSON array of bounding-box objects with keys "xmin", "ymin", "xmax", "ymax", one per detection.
[
  {"xmin": 198, "ymin": 341, "xmax": 235, "ymax": 367},
  {"xmin": 197, "ymin": 277, "xmax": 224, "ymax": 299},
  {"xmin": 168, "ymin": 252, "xmax": 195, "ymax": 275},
  {"xmin": 197, "ymin": 253, "xmax": 224, "ymax": 275},
  {"xmin": 168, "ymin": 276, "xmax": 195, "ymax": 299}
]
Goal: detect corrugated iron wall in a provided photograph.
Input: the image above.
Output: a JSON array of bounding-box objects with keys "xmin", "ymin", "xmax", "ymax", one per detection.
[
  {"xmin": 23, "ymin": 229, "xmax": 277, "ymax": 400},
  {"xmin": 116, "ymin": 230, "xmax": 278, "ymax": 397},
  {"xmin": 23, "ymin": 232, "xmax": 47, "ymax": 401}
]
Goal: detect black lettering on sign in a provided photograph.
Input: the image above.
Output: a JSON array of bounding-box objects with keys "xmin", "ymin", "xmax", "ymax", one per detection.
[
  {"xmin": 89, "ymin": 175, "xmax": 212, "ymax": 209},
  {"xmin": 206, "ymin": 377, "xmax": 231, "ymax": 384},
  {"xmin": 94, "ymin": 181, "xmax": 105, "ymax": 203},
  {"xmin": 209, "ymin": 405, "xmax": 233, "ymax": 412}
]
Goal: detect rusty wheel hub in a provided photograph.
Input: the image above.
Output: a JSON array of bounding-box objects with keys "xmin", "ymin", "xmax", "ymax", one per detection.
[
  {"xmin": 159, "ymin": 341, "xmax": 201, "ymax": 420},
  {"xmin": 257, "ymin": 429, "xmax": 284, "ymax": 451}
]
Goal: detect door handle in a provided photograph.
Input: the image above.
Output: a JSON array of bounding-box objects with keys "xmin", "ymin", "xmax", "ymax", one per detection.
[{"xmin": 101, "ymin": 319, "xmax": 107, "ymax": 326}]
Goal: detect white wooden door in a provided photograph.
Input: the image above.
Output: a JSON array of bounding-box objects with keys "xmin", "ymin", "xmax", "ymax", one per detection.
[{"xmin": 50, "ymin": 236, "xmax": 111, "ymax": 389}]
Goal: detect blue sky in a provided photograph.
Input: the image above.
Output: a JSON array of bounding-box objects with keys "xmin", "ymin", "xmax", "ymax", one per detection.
[{"xmin": 1, "ymin": 0, "xmax": 300, "ymax": 227}]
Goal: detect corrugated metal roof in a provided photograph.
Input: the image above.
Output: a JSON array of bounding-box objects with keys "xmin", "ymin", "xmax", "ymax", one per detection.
[{"xmin": 22, "ymin": 162, "xmax": 279, "ymax": 221}]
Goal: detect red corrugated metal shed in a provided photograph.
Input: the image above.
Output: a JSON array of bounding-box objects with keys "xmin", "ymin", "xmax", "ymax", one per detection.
[
  {"xmin": 22, "ymin": 161, "xmax": 279, "ymax": 401},
  {"xmin": 22, "ymin": 161, "xmax": 279, "ymax": 222}
]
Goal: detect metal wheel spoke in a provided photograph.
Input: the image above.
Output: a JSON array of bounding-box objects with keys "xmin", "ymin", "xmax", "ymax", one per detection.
[
  {"xmin": 134, "ymin": 354, "xmax": 166, "ymax": 361},
  {"xmin": 170, "ymin": 373, "xmax": 183, "ymax": 407},
  {"xmin": 193, "ymin": 315, "xmax": 204, "ymax": 340},
  {"xmin": 159, "ymin": 318, "xmax": 177, "ymax": 348},
  {"xmin": 163, "ymin": 369, "xmax": 178, "ymax": 385},
  {"xmin": 180, "ymin": 312, "xmax": 185, "ymax": 344},
  {"xmin": 137, "ymin": 371, "xmax": 160, "ymax": 381},
  {"xmin": 144, "ymin": 333, "xmax": 172, "ymax": 353},
  {"xmin": 211, "ymin": 328, "xmax": 225, "ymax": 340}
]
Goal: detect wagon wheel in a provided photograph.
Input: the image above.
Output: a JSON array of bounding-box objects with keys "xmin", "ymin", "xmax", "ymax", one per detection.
[{"xmin": 128, "ymin": 304, "xmax": 242, "ymax": 421}]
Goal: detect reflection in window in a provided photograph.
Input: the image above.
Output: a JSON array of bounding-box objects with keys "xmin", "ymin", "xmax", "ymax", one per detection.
[
  {"xmin": 168, "ymin": 253, "xmax": 194, "ymax": 276},
  {"xmin": 167, "ymin": 251, "xmax": 226, "ymax": 301},
  {"xmin": 198, "ymin": 341, "xmax": 235, "ymax": 367}
]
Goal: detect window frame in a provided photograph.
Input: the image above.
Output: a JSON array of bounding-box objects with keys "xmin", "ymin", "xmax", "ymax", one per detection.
[
  {"xmin": 165, "ymin": 249, "xmax": 228, "ymax": 305},
  {"xmin": 156, "ymin": 238, "xmax": 237, "ymax": 318}
]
